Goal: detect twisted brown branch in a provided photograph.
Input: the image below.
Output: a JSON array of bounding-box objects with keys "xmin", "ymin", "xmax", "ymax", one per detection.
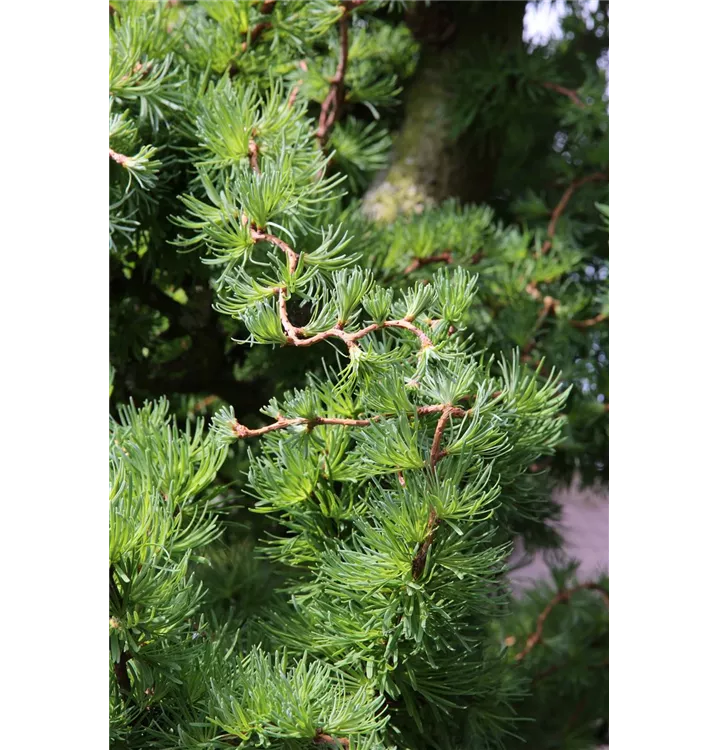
[
  {"xmin": 250, "ymin": 230, "xmax": 300, "ymax": 274},
  {"xmin": 277, "ymin": 288, "xmax": 434, "ymax": 350},
  {"xmin": 231, "ymin": 403, "xmax": 465, "ymax": 440}
]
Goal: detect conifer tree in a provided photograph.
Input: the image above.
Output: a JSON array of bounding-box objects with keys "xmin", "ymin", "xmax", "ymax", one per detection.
[{"xmin": 109, "ymin": 2, "xmax": 608, "ymax": 748}]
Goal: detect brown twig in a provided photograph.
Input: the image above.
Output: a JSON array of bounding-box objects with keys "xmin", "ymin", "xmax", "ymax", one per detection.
[
  {"xmin": 244, "ymin": 21, "xmax": 272, "ymax": 51},
  {"xmin": 513, "ymin": 582, "xmax": 609, "ymax": 663},
  {"xmin": 411, "ymin": 402, "xmax": 458, "ymax": 578},
  {"xmin": 314, "ymin": 733, "xmax": 350, "ymax": 750},
  {"xmin": 109, "ymin": 148, "xmax": 129, "ymax": 166},
  {"xmin": 317, "ymin": 2, "xmax": 364, "ymax": 147},
  {"xmin": 288, "ymin": 60, "xmax": 308, "ymax": 108},
  {"xmin": 429, "ymin": 406, "xmax": 453, "ymax": 469},
  {"xmin": 542, "ymin": 81, "xmax": 586, "ymax": 109},
  {"xmin": 570, "ymin": 312, "xmax": 608, "ymax": 329},
  {"xmin": 404, "ymin": 251, "xmax": 453, "ymax": 275},
  {"xmin": 245, "ymin": 194, "xmax": 435, "ymax": 357},
  {"xmin": 400, "ymin": 250, "xmax": 483, "ymax": 279},
  {"xmin": 259, "ymin": 0, "xmax": 276, "ymax": 13},
  {"xmin": 525, "ymin": 281, "xmax": 542, "ymax": 301},
  {"xmin": 276, "ymin": 288, "xmax": 434, "ymax": 350},
  {"xmin": 230, "ymin": 403, "xmax": 466, "ymax": 440},
  {"xmin": 192, "ymin": 394, "xmax": 219, "ymax": 413},
  {"xmin": 123, "ymin": 61, "xmax": 153, "ymax": 82},
  {"xmin": 412, "ymin": 507, "xmax": 441, "ymax": 580},
  {"xmin": 540, "ymin": 172, "xmax": 608, "ymax": 255},
  {"xmin": 250, "ymin": 229, "xmax": 300, "ymax": 274},
  {"xmin": 248, "ymin": 138, "xmax": 261, "ymax": 174},
  {"xmin": 529, "ymin": 459, "xmax": 552, "ymax": 473},
  {"xmin": 522, "ymin": 295, "xmax": 557, "ymax": 355}
]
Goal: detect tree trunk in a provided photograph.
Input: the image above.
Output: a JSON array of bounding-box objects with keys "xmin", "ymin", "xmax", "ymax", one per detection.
[{"xmin": 363, "ymin": 1, "xmax": 527, "ymax": 222}]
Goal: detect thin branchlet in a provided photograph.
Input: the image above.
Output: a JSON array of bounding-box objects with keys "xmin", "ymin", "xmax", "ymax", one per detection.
[
  {"xmin": 513, "ymin": 582, "xmax": 609, "ymax": 663},
  {"xmin": 317, "ymin": 1, "xmax": 365, "ymax": 147},
  {"xmin": 230, "ymin": 403, "xmax": 466, "ymax": 439}
]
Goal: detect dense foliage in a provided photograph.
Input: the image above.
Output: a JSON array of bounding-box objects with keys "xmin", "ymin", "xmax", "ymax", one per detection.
[{"xmin": 109, "ymin": 2, "xmax": 609, "ymax": 749}]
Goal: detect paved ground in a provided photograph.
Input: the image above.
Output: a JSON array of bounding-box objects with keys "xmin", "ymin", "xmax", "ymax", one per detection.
[
  {"xmin": 508, "ymin": 481, "xmax": 609, "ymax": 749},
  {"xmin": 508, "ymin": 479, "xmax": 609, "ymax": 592}
]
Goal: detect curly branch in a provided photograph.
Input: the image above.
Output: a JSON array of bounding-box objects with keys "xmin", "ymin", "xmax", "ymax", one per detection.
[
  {"xmin": 231, "ymin": 403, "xmax": 466, "ymax": 440},
  {"xmin": 250, "ymin": 230, "xmax": 300, "ymax": 274},
  {"xmin": 241, "ymin": 21, "xmax": 272, "ymax": 52},
  {"xmin": 109, "ymin": 148, "xmax": 129, "ymax": 166},
  {"xmin": 277, "ymin": 288, "xmax": 434, "ymax": 350}
]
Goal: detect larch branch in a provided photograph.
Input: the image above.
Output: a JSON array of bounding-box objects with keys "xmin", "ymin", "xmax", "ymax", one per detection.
[
  {"xmin": 230, "ymin": 403, "xmax": 468, "ymax": 440},
  {"xmin": 276, "ymin": 288, "xmax": 434, "ymax": 350}
]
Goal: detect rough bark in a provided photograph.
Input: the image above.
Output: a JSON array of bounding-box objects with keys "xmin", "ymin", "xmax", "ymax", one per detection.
[{"xmin": 363, "ymin": 1, "xmax": 527, "ymax": 222}]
